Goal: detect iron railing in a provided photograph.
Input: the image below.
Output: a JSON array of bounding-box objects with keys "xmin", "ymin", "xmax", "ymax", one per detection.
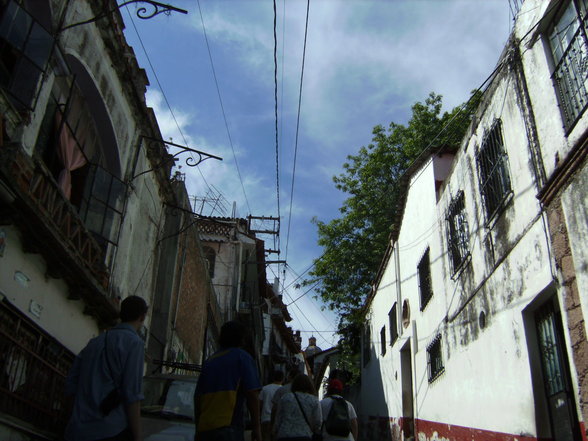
[
  {"xmin": 388, "ymin": 303, "xmax": 398, "ymax": 347},
  {"xmin": 418, "ymin": 248, "xmax": 433, "ymax": 310},
  {"xmin": 0, "ymin": 300, "xmax": 74, "ymax": 436},
  {"xmin": 477, "ymin": 119, "xmax": 511, "ymax": 221},
  {"xmin": 446, "ymin": 191, "xmax": 470, "ymax": 275},
  {"xmin": 427, "ymin": 334, "xmax": 444, "ymax": 383},
  {"xmin": 550, "ymin": 1, "xmax": 588, "ymax": 129}
]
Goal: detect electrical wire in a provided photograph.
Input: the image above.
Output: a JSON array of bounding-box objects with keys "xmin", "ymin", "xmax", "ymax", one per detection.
[
  {"xmin": 196, "ymin": 0, "xmax": 252, "ymax": 215},
  {"xmin": 284, "ymin": 0, "xmax": 310, "ymax": 264}
]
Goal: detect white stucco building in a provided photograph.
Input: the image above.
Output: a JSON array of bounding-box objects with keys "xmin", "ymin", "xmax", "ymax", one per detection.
[{"xmin": 359, "ymin": 2, "xmax": 588, "ymax": 441}]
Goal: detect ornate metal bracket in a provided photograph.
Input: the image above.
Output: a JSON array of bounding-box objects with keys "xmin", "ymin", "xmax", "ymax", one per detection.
[
  {"xmin": 132, "ymin": 135, "xmax": 222, "ymax": 181},
  {"xmin": 60, "ymin": 1, "xmax": 188, "ymax": 32}
]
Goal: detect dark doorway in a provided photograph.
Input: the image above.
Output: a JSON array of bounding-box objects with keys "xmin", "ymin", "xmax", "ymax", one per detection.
[
  {"xmin": 400, "ymin": 340, "xmax": 415, "ymax": 441},
  {"xmin": 534, "ymin": 299, "xmax": 581, "ymax": 441}
]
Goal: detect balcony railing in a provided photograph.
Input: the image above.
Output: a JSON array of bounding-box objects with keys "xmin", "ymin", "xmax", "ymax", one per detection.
[
  {"xmin": 552, "ymin": 21, "xmax": 588, "ymax": 129},
  {"xmin": 0, "ymin": 300, "xmax": 74, "ymax": 436},
  {"xmin": 0, "ymin": 145, "xmax": 118, "ymax": 323}
]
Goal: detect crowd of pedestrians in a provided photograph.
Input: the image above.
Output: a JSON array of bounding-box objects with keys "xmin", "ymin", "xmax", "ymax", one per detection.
[{"xmin": 63, "ymin": 312, "xmax": 358, "ymax": 441}]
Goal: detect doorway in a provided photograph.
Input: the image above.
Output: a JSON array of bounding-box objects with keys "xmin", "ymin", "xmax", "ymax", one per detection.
[
  {"xmin": 400, "ymin": 340, "xmax": 415, "ymax": 441},
  {"xmin": 534, "ymin": 298, "xmax": 581, "ymax": 441}
]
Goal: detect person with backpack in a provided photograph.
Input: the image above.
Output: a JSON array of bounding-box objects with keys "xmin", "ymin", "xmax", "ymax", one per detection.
[{"xmin": 320, "ymin": 379, "xmax": 358, "ymax": 441}]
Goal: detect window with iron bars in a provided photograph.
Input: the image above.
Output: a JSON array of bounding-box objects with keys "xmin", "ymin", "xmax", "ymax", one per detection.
[
  {"xmin": 0, "ymin": 299, "xmax": 74, "ymax": 435},
  {"xmin": 446, "ymin": 191, "xmax": 470, "ymax": 275},
  {"xmin": 477, "ymin": 119, "xmax": 512, "ymax": 222},
  {"xmin": 389, "ymin": 303, "xmax": 398, "ymax": 347},
  {"xmin": 380, "ymin": 326, "xmax": 386, "ymax": 356},
  {"xmin": 548, "ymin": 0, "xmax": 588, "ymax": 129},
  {"xmin": 0, "ymin": 0, "xmax": 54, "ymax": 110},
  {"xmin": 362, "ymin": 325, "xmax": 371, "ymax": 366},
  {"xmin": 427, "ymin": 334, "xmax": 444, "ymax": 383},
  {"xmin": 418, "ymin": 248, "xmax": 433, "ymax": 310}
]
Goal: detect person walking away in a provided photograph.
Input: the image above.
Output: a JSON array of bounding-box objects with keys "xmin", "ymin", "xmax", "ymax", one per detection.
[
  {"xmin": 274, "ymin": 374, "xmax": 322, "ymax": 441},
  {"xmin": 260, "ymin": 370, "xmax": 284, "ymax": 441},
  {"xmin": 194, "ymin": 320, "xmax": 262, "ymax": 441},
  {"xmin": 270, "ymin": 366, "xmax": 299, "ymax": 428},
  {"xmin": 320, "ymin": 379, "xmax": 358, "ymax": 441},
  {"xmin": 64, "ymin": 295, "xmax": 148, "ymax": 441}
]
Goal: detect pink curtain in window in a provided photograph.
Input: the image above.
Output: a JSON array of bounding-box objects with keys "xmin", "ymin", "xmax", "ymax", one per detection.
[{"xmin": 55, "ymin": 111, "xmax": 87, "ymax": 200}]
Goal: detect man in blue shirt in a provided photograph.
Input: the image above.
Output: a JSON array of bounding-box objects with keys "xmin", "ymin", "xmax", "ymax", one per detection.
[
  {"xmin": 65, "ymin": 295, "xmax": 148, "ymax": 441},
  {"xmin": 194, "ymin": 320, "xmax": 262, "ymax": 441}
]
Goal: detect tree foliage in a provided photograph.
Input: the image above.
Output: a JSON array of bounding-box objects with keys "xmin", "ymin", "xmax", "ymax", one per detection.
[{"xmin": 307, "ymin": 92, "xmax": 481, "ymax": 358}]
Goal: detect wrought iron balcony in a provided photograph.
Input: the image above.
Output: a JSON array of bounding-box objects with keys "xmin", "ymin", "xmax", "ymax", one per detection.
[
  {"xmin": 552, "ymin": 20, "xmax": 588, "ymax": 129},
  {"xmin": 0, "ymin": 144, "xmax": 118, "ymax": 325}
]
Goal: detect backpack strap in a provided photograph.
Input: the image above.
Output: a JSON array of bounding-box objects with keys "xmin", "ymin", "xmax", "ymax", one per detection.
[{"xmin": 293, "ymin": 392, "xmax": 313, "ymax": 433}]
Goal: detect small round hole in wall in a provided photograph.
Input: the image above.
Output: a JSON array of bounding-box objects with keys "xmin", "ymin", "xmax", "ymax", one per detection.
[{"xmin": 479, "ymin": 310, "xmax": 486, "ymax": 329}]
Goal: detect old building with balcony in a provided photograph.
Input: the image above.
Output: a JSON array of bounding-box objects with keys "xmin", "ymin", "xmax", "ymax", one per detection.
[{"xmin": 0, "ymin": 1, "xmax": 214, "ymax": 438}]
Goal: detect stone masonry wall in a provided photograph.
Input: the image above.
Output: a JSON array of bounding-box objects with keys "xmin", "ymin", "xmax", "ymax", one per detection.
[{"xmin": 545, "ymin": 198, "xmax": 588, "ymax": 426}]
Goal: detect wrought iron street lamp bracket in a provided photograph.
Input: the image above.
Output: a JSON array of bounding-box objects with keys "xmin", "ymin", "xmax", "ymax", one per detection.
[
  {"xmin": 131, "ymin": 135, "xmax": 222, "ymax": 181},
  {"xmin": 60, "ymin": 1, "xmax": 188, "ymax": 32}
]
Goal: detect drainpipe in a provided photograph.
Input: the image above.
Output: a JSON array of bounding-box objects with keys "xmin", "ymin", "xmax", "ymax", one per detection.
[
  {"xmin": 172, "ymin": 229, "xmax": 188, "ymax": 332},
  {"xmin": 394, "ymin": 242, "xmax": 402, "ymax": 337},
  {"xmin": 234, "ymin": 240, "xmax": 244, "ymax": 321}
]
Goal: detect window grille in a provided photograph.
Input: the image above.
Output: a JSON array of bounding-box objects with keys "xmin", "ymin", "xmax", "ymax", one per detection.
[
  {"xmin": 477, "ymin": 119, "xmax": 511, "ymax": 221},
  {"xmin": 446, "ymin": 191, "xmax": 469, "ymax": 274},
  {"xmin": 362, "ymin": 325, "xmax": 371, "ymax": 366},
  {"xmin": 548, "ymin": 0, "xmax": 588, "ymax": 128},
  {"xmin": 427, "ymin": 334, "xmax": 444, "ymax": 383},
  {"xmin": 389, "ymin": 303, "xmax": 398, "ymax": 347},
  {"xmin": 418, "ymin": 248, "xmax": 433, "ymax": 310},
  {"xmin": 380, "ymin": 326, "xmax": 386, "ymax": 356},
  {"xmin": 0, "ymin": 0, "xmax": 54, "ymax": 110},
  {"xmin": 0, "ymin": 300, "xmax": 74, "ymax": 435}
]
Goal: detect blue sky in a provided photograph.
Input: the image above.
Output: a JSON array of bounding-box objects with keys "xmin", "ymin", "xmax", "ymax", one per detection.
[{"xmin": 122, "ymin": 0, "xmax": 513, "ymax": 349}]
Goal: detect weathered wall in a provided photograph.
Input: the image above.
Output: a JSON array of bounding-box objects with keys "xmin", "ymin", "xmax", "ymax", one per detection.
[
  {"xmin": 172, "ymin": 228, "xmax": 212, "ymax": 364},
  {"xmin": 0, "ymin": 226, "xmax": 98, "ymax": 353},
  {"xmin": 359, "ymin": 30, "xmax": 578, "ymax": 440}
]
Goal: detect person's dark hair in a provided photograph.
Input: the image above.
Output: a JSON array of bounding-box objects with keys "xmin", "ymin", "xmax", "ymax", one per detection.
[
  {"xmin": 291, "ymin": 374, "xmax": 316, "ymax": 395},
  {"xmin": 219, "ymin": 321, "xmax": 246, "ymax": 348},
  {"xmin": 120, "ymin": 296, "xmax": 148, "ymax": 322},
  {"xmin": 272, "ymin": 370, "xmax": 285, "ymax": 383},
  {"xmin": 287, "ymin": 366, "xmax": 299, "ymax": 382}
]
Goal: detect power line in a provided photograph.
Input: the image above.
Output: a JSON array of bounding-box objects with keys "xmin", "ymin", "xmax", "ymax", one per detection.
[
  {"xmin": 196, "ymin": 0, "xmax": 252, "ymax": 215},
  {"xmin": 284, "ymin": 0, "xmax": 310, "ymax": 264}
]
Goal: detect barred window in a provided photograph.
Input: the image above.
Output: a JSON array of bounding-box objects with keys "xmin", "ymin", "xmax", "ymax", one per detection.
[
  {"xmin": 389, "ymin": 303, "xmax": 398, "ymax": 347},
  {"xmin": 418, "ymin": 248, "xmax": 433, "ymax": 310},
  {"xmin": 362, "ymin": 325, "xmax": 371, "ymax": 366},
  {"xmin": 0, "ymin": 300, "xmax": 74, "ymax": 435},
  {"xmin": 427, "ymin": 334, "xmax": 444, "ymax": 383},
  {"xmin": 548, "ymin": 0, "xmax": 588, "ymax": 128},
  {"xmin": 477, "ymin": 119, "xmax": 511, "ymax": 221},
  {"xmin": 446, "ymin": 191, "xmax": 470, "ymax": 274}
]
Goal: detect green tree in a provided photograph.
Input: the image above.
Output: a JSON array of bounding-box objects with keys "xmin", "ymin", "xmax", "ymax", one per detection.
[{"xmin": 308, "ymin": 92, "xmax": 480, "ymax": 364}]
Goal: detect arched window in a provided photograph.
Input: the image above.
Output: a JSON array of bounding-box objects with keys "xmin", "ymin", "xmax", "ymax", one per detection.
[
  {"xmin": 34, "ymin": 53, "xmax": 125, "ymax": 249},
  {"xmin": 203, "ymin": 246, "xmax": 216, "ymax": 279}
]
